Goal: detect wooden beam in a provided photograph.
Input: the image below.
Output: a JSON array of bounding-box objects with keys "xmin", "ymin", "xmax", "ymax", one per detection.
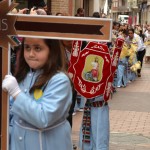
[
  {"xmin": 0, "ymin": 47, "xmax": 2, "ymax": 150},
  {"xmin": 14, "ymin": 15, "xmax": 112, "ymax": 42},
  {"xmin": 1, "ymin": 47, "xmax": 9, "ymax": 150}
]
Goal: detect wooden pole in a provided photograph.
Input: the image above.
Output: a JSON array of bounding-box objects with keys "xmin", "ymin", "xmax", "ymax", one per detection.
[
  {"xmin": 0, "ymin": 47, "xmax": 2, "ymax": 150},
  {"xmin": 0, "ymin": 47, "xmax": 9, "ymax": 150}
]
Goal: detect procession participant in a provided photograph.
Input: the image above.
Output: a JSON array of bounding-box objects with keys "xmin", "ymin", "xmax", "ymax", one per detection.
[
  {"xmin": 144, "ymin": 26, "xmax": 150, "ymax": 63},
  {"xmin": 57, "ymin": 11, "xmax": 84, "ymax": 149},
  {"xmin": 78, "ymin": 14, "xmax": 110, "ymax": 150},
  {"xmin": 108, "ymin": 21, "xmax": 120, "ymax": 92},
  {"xmin": 68, "ymin": 37, "xmax": 124, "ymax": 150},
  {"xmin": 78, "ymin": 59, "xmax": 109, "ymax": 150},
  {"xmin": 74, "ymin": 8, "xmax": 87, "ymax": 115},
  {"xmin": 55, "ymin": 12, "xmax": 76, "ymax": 128},
  {"xmin": 60, "ymin": 39, "xmax": 85, "ymax": 150},
  {"xmin": 112, "ymin": 21, "xmax": 120, "ymax": 39},
  {"xmin": 2, "ymin": 38, "xmax": 73, "ymax": 150},
  {"xmin": 76, "ymin": 27, "xmax": 124, "ymax": 150},
  {"xmin": 76, "ymin": 41, "xmax": 110, "ymax": 150},
  {"xmin": 117, "ymin": 29, "xmax": 129, "ymax": 87},
  {"xmin": 126, "ymin": 28, "xmax": 146, "ymax": 77},
  {"xmin": 59, "ymin": 39, "xmax": 77, "ymax": 126}
]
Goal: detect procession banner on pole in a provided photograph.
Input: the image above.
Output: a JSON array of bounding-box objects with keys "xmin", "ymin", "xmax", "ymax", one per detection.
[
  {"xmin": 0, "ymin": 46, "xmax": 10, "ymax": 150},
  {"xmin": 0, "ymin": 47, "xmax": 2, "ymax": 149},
  {"xmin": 68, "ymin": 38, "xmax": 124, "ymax": 100},
  {"xmin": 0, "ymin": 0, "xmax": 113, "ymax": 149}
]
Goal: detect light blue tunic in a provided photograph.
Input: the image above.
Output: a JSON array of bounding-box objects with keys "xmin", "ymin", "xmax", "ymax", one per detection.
[
  {"xmin": 79, "ymin": 96, "xmax": 109, "ymax": 150},
  {"xmin": 9, "ymin": 71, "xmax": 73, "ymax": 150},
  {"xmin": 117, "ymin": 57, "xmax": 128, "ymax": 87}
]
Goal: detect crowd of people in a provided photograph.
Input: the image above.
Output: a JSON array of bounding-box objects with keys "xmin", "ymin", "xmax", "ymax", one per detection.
[
  {"xmin": 112, "ymin": 21, "xmax": 150, "ymax": 89},
  {"xmin": 1, "ymin": 2, "xmax": 150, "ymax": 150}
]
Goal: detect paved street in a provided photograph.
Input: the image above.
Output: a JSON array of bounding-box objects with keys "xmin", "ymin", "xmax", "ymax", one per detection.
[{"xmin": 72, "ymin": 63, "xmax": 150, "ymax": 150}]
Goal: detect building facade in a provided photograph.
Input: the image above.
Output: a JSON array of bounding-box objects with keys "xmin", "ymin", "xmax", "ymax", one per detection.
[
  {"xmin": 13, "ymin": 0, "xmax": 149, "ymax": 24},
  {"xmin": 138, "ymin": 0, "xmax": 150, "ymax": 25},
  {"xmin": 111, "ymin": 0, "xmax": 150, "ymax": 25},
  {"xmin": 111, "ymin": 0, "xmax": 130, "ymax": 22},
  {"xmin": 14, "ymin": 0, "xmax": 109, "ymax": 17}
]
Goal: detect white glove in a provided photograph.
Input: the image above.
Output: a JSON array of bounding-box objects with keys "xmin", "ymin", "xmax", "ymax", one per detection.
[
  {"xmin": 30, "ymin": 8, "xmax": 38, "ymax": 15},
  {"xmin": 36, "ymin": 9, "xmax": 47, "ymax": 15},
  {"xmin": 2, "ymin": 75, "xmax": 21, "ymax": 98},
  {"xmin": 18, "ymin": 8, "xmax": 29, "ymax": 14}
]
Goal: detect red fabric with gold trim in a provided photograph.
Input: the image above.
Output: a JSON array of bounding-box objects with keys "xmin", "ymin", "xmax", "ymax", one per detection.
[
  {"xmin": 104, "ymin": 38, "xmax": 124, "ymax": 100},
  {"xmin": 67, "ymin": 41, "xmax": 82, "ymax": 80},
  {"xmin": 68, "ymin": 39, "xmax": 124, "ymax": 100}
]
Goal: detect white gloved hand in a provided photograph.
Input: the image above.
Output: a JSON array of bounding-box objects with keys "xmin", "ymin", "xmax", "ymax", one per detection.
[
  {"xmin": 2, "ymin": 75, "xmax": 21, "ymax": 98},
  {"xmin": 18, "ymin": 8, "xmax": 29, "ymax": 14},
  {"xmin": 30, "ymin": 8, "xmax": 38, "ymax": 15}
]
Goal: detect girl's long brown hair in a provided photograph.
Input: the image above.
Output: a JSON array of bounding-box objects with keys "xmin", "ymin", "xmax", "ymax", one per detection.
[{"xmin": 14, "ymin": 38, "xmax": 66, "ymax": 93}]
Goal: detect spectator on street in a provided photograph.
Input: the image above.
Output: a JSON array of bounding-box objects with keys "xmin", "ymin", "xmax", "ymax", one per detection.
[
  {"xmin": 75, "ymin": 8, "xmax": 85, "ymax": 17},
  {"xmin": 92, "ymin": 12, "xmax": 100, "ymax": 18}
]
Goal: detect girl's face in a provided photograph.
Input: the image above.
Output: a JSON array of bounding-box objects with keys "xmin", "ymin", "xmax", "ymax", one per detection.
[
  {"xmin": 24, "ymin": 38, "xmax": 50, "ymax": 70},
  {"xmin": 128, "ymin": 31, "xmax": 134, "ymax": 39},
  {"xmin": 114, "ymin": 24, "xmax": 119, "ymax": 31}
]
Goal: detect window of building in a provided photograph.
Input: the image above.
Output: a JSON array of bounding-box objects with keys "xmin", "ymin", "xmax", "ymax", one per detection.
[
  {"xmin": 15, "ymin": 0, "xmax": 28, "ymax": 9},
  {"xmin": 113, "ymin": 0, "xmax": 118, "ymax": 8},
  {"xmin": 122, "ymin": 0, "xmax": 125, "ymax": 6}
]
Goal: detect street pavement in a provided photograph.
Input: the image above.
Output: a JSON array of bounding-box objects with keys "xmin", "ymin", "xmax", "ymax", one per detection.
[{"xmin": 72, "ymin": 63, "xmax": 150, "ymax": 150}]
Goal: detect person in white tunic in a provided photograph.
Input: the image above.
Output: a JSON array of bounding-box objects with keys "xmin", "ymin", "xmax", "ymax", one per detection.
[
  {"xmin": 2, "ymin": 38, "xmax": 73, "ymax": 150},
  {"xmin": 126, "ymin": 28, "xmax": 146, "ymax": 77},
  {"xmin": 144, "ymin": 26, "xmax": 150, "ymax": 63}
]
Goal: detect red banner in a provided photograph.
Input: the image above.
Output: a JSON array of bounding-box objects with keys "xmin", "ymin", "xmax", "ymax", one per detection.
[{"xmin": 68, "ymin": 39, "xmax": 124, "ymax": 100}]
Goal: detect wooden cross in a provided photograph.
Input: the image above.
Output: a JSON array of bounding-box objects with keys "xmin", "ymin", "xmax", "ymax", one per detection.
[{"xmin": 0, "ymin": 0, "xmax": 112, "ymax": 149}]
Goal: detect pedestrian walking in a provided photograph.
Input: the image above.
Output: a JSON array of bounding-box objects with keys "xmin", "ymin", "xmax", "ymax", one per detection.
[{"xmin": 2, "ymin": 38, "xmax": 73, "ymax": 150}]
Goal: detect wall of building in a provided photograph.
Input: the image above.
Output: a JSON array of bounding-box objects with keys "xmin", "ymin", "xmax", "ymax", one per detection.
[
  {"xmin": 140, "ymin": 1, "xmax": 148, "ymax": 25},
  {"xmin": 51, "ymin": 0, "xmax": 69, "ymax": 15},
  {"xmin": 50, "ymin": 0, "xmax": 86, "ymax": 16},
  {"xmin": 89, "ymin": 0, "xmax": 94, "ymax": 16},
  {"xmin": 148, "ymin": 5, "xmax": 150, "ymax": 24},
  {"xmin": 148, "ymin": 0, "xmax": 150, "ymax": 24}
]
